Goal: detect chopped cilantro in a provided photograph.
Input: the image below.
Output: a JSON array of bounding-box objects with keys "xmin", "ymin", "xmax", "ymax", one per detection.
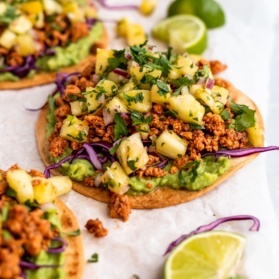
[
  {"xmin": 229, "ymin": 102, "xmax": 255, "ymax": 132},
  {"xmin": 1, "ymin": 205, "xmax": 9, "ymax": 222},
  {"xmin": 184, "ymin": 161, "xmax": 200, "ymax": 183},
  {"xmin": 2, "ymin": 230, "xmax": 11, "ymax": 240},
  {"xmin": 178, "ymin": 170, "xmax": 186, "ymax": 187},
  {"xmin": 0, "ymin": 6, "xmax": 19, "ymax": 25},
  {"xmin": 87, "ymin": 253, "xmax": 99, "ymax": 263},
  {"xmin": 5, "ymin": 187, "xmax": 16, "ymax": 198},
  {"xmin": 106, "ymin": 49, "xmax": 127, "ymax": 73},
  {"xmin": 131, "ymin": 111, "xmax": 152, "ymax": 126},
  {"xmin": 67, "ymin": 131, "xmax": 87, "ymax": 142},
  {"xmin": 123, "ymin": 92, "xmax": 144, "ymax": 106},
  {"xmin": 220, "ymin": 109, "xmax": 231, "ymax": 120},
  {"xmin": 164, "ymin": 110, "xmax": 178, "ymax": 118},
  {"xmin": 189, "ymin": 123, "xmax": 205, "ymax": 130},
  {"xmin": 24, "ymin": 200, "xmax": 40, "ymax": 211},
  {"xmin": 127, "ymin": 158, "xmax": 138, "ymax": 171},
  {"xmin": 156, "ymin": 80, "xmax": 169, "ymax": 97},
  {"xmin": 113, "ymin": 113, "xmax": 128, "ymax": 140},
  {"xmin": 109, "ymin": 140, "xmax": 122, "ymax": 155},
  {"xmin": 61, "ymin": 229, "xmax": 81, "ymax": 237},
  {"xmin": 171, "ymin": 76, "xmax": 194, "ymax": 96}
]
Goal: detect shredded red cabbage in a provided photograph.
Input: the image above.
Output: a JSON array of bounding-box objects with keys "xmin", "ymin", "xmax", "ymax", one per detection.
[
  {"xmin": 47, "ymin": 237, "xmax": 68, "ymax": 254},
  {"xmin": 83, "ymin": 143, "xmax": 102, "ymax": 170},
  {"xmin": 20, "ymin": 260, "xmax": 61, "ymax": 270},
  {"xmin": 0, "ymin": 55, "xmax": 37, "ymax": 78},
  {"xmin": 55, "ymin": 72, "xmax": 80, "ymax": 95},
  {"xmin": 164, "ymin": 215, "xmax": 260, "ymax": 255},
  {"xmin": 96, "ymin": 0, "xmax": 138, "ymax": 10},
  {"xmin": 202, "ymin": 146, "xmax": 279, "ymax": 158},
  {"xmin": 153, "ymin": 159, "xmax": 168, "ymax": 169}
]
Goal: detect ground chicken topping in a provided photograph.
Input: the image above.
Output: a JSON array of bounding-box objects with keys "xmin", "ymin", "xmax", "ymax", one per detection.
[
  {"xmin": 85, "ymin": 219, "xmax": 108, "ymax": 238},
  {"xmin": 109, "ymin": 192, "xmax": 131, "ymax": 222}
]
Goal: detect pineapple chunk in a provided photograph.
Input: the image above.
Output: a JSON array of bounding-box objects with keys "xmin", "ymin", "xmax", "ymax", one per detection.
[
  {"xmin": 85, "ymin": 89, "xmax": 103, "ymax": 114},
  {"xmin": 120, "ymin": 90, "xmax": 151, "ymax": 113},
  {"xmin": 34, "ymin": 12, "xmax": 44, "ymax": 28},
  {"xmin": 48, "ymin": 176, "xmax": 72, "ymax": 196},
  {"xmin": 96, "ymin": 79, "xmax": 118, "ymax": 97},
  {"xmin": 32, "ymin": 178, "xmax": 56, "ymax": 204},
  {"xmin": 43, "ymin": 0, "xmax": 62, "ymax": 15},
  {"xmin": 0, "ymin": 3, "xmax": 7, "ymax": 15},
  {"xmin": 139, "ymin": 0, "xmax": 157, "ymax": 15},
  {"xmin": 168, "ymin": 66, "xmax": 183, "ymax": 80},
  {"xmin": 116, "ymin": 133, "xmax": 149, "ymax": 174},
  {"xmin": 0, "ymin": 30, "xmax": 16, "ymax": 49},
  {"xmin": 150, "ymin": 84, "xmax": 171, "ymax": 104},
  {"xmin": 70, "ymin": 101, "xmax": 87, "ymax": 116},
  {"xmin": 211, "ymin": 85, "xmax": 229, "ymax": 105},
  {"xmin": 176, "ymin": 55, "xmax": 198, "ymax": 77},
  {"xmin": 20, "ymin": 1, "xmax": 43, "ymax": 14},
  {"xmin": 106, "ymin": 97, "xmax": 128, "ymax": 114},
  {"xmin": 107, "ymin": 71, "xmax": 122, "ymax": 84},
  {"xmin": 193, "ymin": 88, "xmax": 222, "ymax": 114},
  {"xmin": 156, "ymin": 130, "xmax": 187, "ymax": 159},
  {"xmin": 85, "ymin": 6, "xmax": 98, "ymax": 19},
  {"xmin": 60, "ymin": 115, "xmax": 89, "ymax": 142},
  {"xmin": 116, "ymin": 18, "xmax": 129, "ymax": 37},
  {"xmin": 246, "ymin": 122, "xmax": 264, "ymax": 147},
  {"xmin": 6, "ymin": 169, "xmax": 34, "ymax": 204},
  {"xmin": 9, "ymin": 15, "xmax": 32, "ymax": 34},
  {"xmin": 15, "ymin": 34, "xmax": 35, "ymax": 56},
  {"xmin": 121, "ymin": 80, "xmax": 136, "ymax": 92},
  {"xmin": 169, "ymin": 92, "xmax": 205, "ymax": 125},
  {"xmin": 95, "ymin": 48, "xmax": 114, "ymax": 75},
  {"xmin": 137, "ymin": 124, "xmax": 150, "ymax": 140},
  {"xmin": 101, "ymin": 162, "xmax": 129, "ymax": 194},
  {"xmin": 127, "ymin": 23, "xmax": 146, "ymax": 46}
]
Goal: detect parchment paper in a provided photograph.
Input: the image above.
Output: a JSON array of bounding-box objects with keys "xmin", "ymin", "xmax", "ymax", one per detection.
[{"xmin": 0, "ymin": 0, "xmax": 279, "ymax": 278}]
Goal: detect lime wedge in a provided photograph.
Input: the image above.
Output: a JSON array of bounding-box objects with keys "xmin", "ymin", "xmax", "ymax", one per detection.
[
  {"xmin": 168, "ymin": 0, "xmax": 225, "ymax": 29},
  {"xmin": 152, "ymin": 15, "xmax": 207, "ymax": 54},
  {"xmin": 164, "ymin": 231, "xmax": 246, "ymax": 279}
]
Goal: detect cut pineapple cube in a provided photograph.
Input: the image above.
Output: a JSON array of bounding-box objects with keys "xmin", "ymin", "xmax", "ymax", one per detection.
[
  {"xmin": 120, "ymin": 90, "xmax": 151, "ymax": 113},
  {"xmin": 9, "ymin": 15, "xmax": 33, "ymax": 34},
  {"xmin": 48, "ymin": 176, "xmax": 72, "ymax": 196},
  {"xmin": 211, "ymin": 85, "xmax": 229, "ymax": 105},
  {"xmin": 60, "ymin": 115, "xmax": 89, "ymax": 142},
  {"xmin": 32, "ymin": 178, "xmax": 57, "ymax": 204},
  {"xmin": 85, "ymin": 6, "xmax": 98, "ymax": 19},
  {"xmin": 176, "ymin": 55, "xmax": 198, "ymax": 77},
  {"xmin": 169, "ymin": 92, "xmax": 205, "ymax": 125},
  {"xmin": 0, "ymin": 3, "xmax": 7, "ymax": 16},
  {"xmin": 20, "ymin": 1, "xmax": 43, "ymax": 14},
  {"xmin": 121, "ymin": 80, "xmax": 136, "ymax": 92},
  {"xmin": 6, "ymin": 169, "xmax": 34, "ymax": 204},
  {"xmin": 168, "ymin": 66, "xmax": 183, "ymax": 80},
  {"xmin": 70, "ymin": 101, "xmax": 87, "ymax": 116},
  {"xmin": 0, "ymin": 30, "xmax": 16, "ymax": 49},
  {"xmin": 95, "ymin": 48, "xmax": 114, "ymax": 75},
  {"xmin": 15, "ymin": 34, "xmax": 35, "ymax": 56},
  {"xmin": 139, "ymin": 0, "xmax": 157, "ymax": 15},
  {"xmin": 96, "ymin": 79, "xmax": 118, "ymax": 97},
  {"xmin": 193, "ymin": 88, "xmax": 222, "ymax": 114},
  {"xmin": 127, "ymin": 24, "xmax": 146, "ymax": 46},
  {"xmin": 150, "ymin": 84, "xmax": 171, "ymax": 104},
  {"xmin": 106, "ymin": 97, "xmax": 128, "ymax": 114},
  {"xmin": 116, "ymin": 18, "xmax": 129, "ymax": 37},
  {"xmin": 137, "ymin": 124, "xmax": 150, "ymax": 140},
  {"xmin": 101, "ymin": 162, "xmax": 129, "ymax": 194},
  {"xmin": 246, "ymin": 122, "xmax": 264, "ymax": 147},
  {"xmin": 116, "ymin": 133, "xmax": 149, "ymax": 174},
  {"xmin": 155, "ymin": 130, "xmax": 187, "ymax": 159},
  {"xmin": 43, "ymin": 0, "xmax": 62, "ymax": 15},
  {"xmin": 85, "ymin": 89, "xmax": 103, "ymax": 114}
]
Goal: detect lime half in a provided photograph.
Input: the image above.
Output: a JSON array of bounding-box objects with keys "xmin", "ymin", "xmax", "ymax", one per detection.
[
  {"xmin": 164, "ymin": 231, "xmax": 246, "ymax": 279},
  {"xmin": 152, "ymin": 15, "xmax": 207, "ymax": 54},
  {"xmin": 168, "ymin": 0, "xmax": 225, "ymax": 29}
]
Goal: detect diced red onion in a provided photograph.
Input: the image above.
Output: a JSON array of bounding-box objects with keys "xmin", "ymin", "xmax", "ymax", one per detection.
[
  {"xmin": 96, "ymin": 0, "xmax": 138, "ymax": 10},
  {"xmin": 205, "ymin": 78, "xmax": 215, "ymax": 89},
  {"xmin": 197, "ymin": 77, "xmax": 206, "ymax": 85},
  {"xmin": 164, "ymin": 215, "xmax": 260, "ymax": 255},
  {"xmin": 94, "ymin": 173, "xmax": 102, "ymax": 187},
  {"xmin": 113, "ymin": 68, "xmax": 129, "ymax": 78},
  {"xmin": 125, "ymin": 53, "xmax": 132, "ymax": 60},
  {"xmin": 47, "ymin": 237, "xmax": 68, "ymax": 254},
  {"xmin": 103, "ymin": 108, "xmax": 114, "ymax": 126},
  {"xmin": 98, "ymin": 155, "xmax": 108, "ymax": 164},
  {"xmin": 92, "ymin": 74, "xmax": 100, "ymax": 84},
  {"xmin": 202, "ymin": 146, "xmax": 279, "ymax": 159}
]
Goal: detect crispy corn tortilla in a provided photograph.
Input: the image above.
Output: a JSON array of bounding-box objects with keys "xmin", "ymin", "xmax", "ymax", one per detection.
[
  {"xmin": 36, "ymin": 80, "xmax": 264, "ymax": 209},
  {"xmin": 0, "ymin": 25, "xmax": 108, "ymax": 90},
  {"xmin": 54, "ymin": 198, "xmax": 84, "ymax": 278}
]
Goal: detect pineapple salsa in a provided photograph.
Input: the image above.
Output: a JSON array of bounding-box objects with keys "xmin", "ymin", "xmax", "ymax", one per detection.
[
  {"xmin": 45, "ymin": 42, "xmax": 260, "ymax": 195},
  {"xmin": 0, "ymin": 0, "xmax": 102, "ymax": 81}
]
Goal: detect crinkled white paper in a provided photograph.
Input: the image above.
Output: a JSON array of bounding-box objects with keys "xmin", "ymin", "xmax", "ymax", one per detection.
[{"xmin": 1, "ymin": 0, "xmax": 279, "ymax": 278}]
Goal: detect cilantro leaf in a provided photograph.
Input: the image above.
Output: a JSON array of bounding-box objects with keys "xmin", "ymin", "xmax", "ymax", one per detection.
[
  {"xmin": 106, "ymin": 49, "xmax": 127, "ymax": 73},
  {"xmin": 109, "ymin": 140, "xmax": 122, "ymax": 155},
  {"xmin": 87, "ymin": 253, "xmax": 98, "ymax": 263},
  {"xmin": 220, "ymin": 108, "xmax": 231, "ymax": 120},
  {"xmin": 156, "ymin": 80, "xmax": 169, "ymax": 97},
  {"xmin": 153, "ymin": 55, "xmax": 172, "ymax": 76},
  {"xmin": 130, "ymin": 45, "xmax": 148, "ymax": 65},
  {"xmin": 127, "ymin": 158, "xmax": 138, "ymax": 171},
  {"xmin": 123, "ymin": 92, "xmax": 144, "ymax": 106},
  {"xmin": 131, "ymin": 111, "xmax": 152, "ymax": 126},
  {"xmin": 0, "ymin": 6, "xmax": 19, "ymax": 25},
  {"xmin": 113, "ymin": 113, "xmax": 128, "ymax": 140},
  {"xmin": 229, "ymin": 102, "xmax": 255, "ymax": 132},
  {"xmin": 170, "ymin": 76, "xmax": 194, "ymax": 96}
]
